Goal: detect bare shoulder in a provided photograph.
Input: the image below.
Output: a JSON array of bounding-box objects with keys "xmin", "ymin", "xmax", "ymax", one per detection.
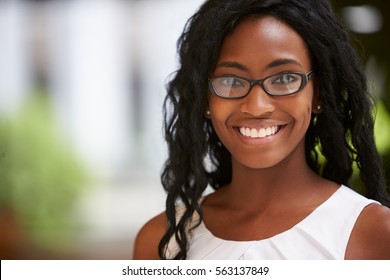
[
  {"xmin": 132, "ymin": 212, "xmax": 167, "ymax": 260},
  {"xmin": 345, "ymin": 203, "xmax": 390, "ymax": 259}
]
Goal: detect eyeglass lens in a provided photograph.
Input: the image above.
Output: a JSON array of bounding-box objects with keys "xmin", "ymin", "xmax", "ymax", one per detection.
[{"xmin": 210, "ymin": 72, "xmax": 308, "ymax": 98}]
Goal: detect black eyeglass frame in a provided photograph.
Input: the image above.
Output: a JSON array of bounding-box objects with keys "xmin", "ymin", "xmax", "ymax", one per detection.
[{"xmin": 208, "ymin": 71, "xmax": 314, "ymax": 99}]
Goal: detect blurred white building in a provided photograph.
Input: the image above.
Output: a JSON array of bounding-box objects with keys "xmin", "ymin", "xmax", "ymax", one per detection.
[
  {"xmin": 0, "ymin": 0, "xmax": 32, "ymax": 115},
  {"xmin": 0, "ymin": 0, "xmax": 204, "ymax": 258}
]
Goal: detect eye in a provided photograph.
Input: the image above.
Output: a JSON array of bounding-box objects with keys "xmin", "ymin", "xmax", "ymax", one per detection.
[
  {"xmin": 218, "ymin": 76, "xmax": 245, "ymax": 87},
  {"xmin": 271, "ymin": 73, "xmax": 299, "ymax": 84}
]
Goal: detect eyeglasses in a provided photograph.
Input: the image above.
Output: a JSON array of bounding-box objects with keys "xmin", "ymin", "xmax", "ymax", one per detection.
[{"xmin": 208, "ymin": 71, "xmax": 314, "ymax": 99}]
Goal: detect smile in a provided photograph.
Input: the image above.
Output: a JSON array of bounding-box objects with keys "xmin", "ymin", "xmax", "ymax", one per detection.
[{"xmin": 238, "ymin": 126, "xmax": 280, "ymax": 139}]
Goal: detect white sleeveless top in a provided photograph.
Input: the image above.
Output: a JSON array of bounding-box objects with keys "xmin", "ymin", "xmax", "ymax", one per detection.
[{"xmin": 167, "ymin": 185, "xmax": 378, "ymax": 259}]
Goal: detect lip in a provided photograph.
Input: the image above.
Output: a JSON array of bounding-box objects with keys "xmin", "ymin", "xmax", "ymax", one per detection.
[{"xmin": 233, "ymin": 124, "xmax": 287, "ymax": 145}]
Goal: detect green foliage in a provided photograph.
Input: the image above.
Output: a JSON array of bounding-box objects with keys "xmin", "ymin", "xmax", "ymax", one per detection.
[
  {"xmin": 0, "ymin": 96, "xmax": 88, "ymax": 234},
  {"xmin": 374, "ymin": 101, "xmax": 390, "ymax": 154}
]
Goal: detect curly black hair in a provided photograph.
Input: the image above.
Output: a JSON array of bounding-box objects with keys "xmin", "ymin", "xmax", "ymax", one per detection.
[{"xmin": 159, "ymin": 0, "xmax": 390, "ymax": 259}]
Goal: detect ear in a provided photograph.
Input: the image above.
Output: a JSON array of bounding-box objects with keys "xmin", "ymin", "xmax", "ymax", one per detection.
[{"xmin": 312, "ymin": 77, "xmax": 322, "ymax": 114}]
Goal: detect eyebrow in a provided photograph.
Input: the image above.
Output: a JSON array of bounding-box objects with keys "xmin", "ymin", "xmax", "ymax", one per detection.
[
  {"xmin": 216, "ymin": 58, "xmax": 303, "ymax": 72},
  {"xmin": 266, "ymin": 58, "xmax": 302, "ymax": 69},
  {"xmin": 216, "ymin": 61, "xmax": 249, "ymax": 71}
]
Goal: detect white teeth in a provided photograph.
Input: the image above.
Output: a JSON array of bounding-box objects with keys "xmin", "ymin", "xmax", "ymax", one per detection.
[
  {"xmin": 250, "ymin": 128, "xmax": 258, "ymax": 138},
  {"xmin": 259, "ymin": 128, "xmax": 266, "ymax": 138},
  {"xmin": 239, "ymin": 126, "xmax": 279, "ymax": 139}
]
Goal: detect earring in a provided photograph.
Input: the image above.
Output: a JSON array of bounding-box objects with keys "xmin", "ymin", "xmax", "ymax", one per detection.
[
  {"xmin": 205, "ymin": 109, "xmax": 211, "ymax": 118},
  {"xmin": 313, "ymin": 104, "xmax": 322, "ymax": 114}
]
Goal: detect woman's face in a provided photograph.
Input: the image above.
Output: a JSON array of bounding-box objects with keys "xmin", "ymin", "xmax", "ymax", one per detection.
[{"xmin": 208, "ymin": 15, "xmax": 317, "ymax": 170}]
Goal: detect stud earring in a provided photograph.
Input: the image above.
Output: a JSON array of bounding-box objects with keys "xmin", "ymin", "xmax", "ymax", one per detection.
[
  {"xmin": 205, "ymin": 109, "xmax": 211, "ymax": 118},
  {"xmin": 313, "ymin": 104, "xmax": 322, "ymax": 114}
]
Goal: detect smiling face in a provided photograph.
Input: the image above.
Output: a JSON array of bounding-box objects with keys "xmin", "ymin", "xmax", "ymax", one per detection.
[{"xmin": 208, "ymin": 15, "xmax": 317, "ymax": 170}]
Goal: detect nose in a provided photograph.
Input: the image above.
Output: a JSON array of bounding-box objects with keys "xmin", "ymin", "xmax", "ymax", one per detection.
[{"xmin": 240, "ymin": 84, "xmax": 275, "ymax": 116}]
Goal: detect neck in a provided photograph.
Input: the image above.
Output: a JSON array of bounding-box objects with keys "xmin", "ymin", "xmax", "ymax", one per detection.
[{"xmin": 225, "ymin": 147, "xmax": 321, "ymax": 211}]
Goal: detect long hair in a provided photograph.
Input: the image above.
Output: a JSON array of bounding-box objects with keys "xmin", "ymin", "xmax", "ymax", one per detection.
[{"xmin": 160, "ymin": 0, "xmax": 390, "ymax": 259}]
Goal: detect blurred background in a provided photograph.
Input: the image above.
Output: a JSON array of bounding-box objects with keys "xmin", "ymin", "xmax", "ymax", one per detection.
[{"xmin": 0, "ymin": 0, "xmax": 389, "ymax": 259}]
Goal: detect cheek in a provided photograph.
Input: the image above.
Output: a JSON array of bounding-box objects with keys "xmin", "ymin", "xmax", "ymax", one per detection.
[
  {"xmin": 208, "ymin": 96, "xmax": 231, "ymax": 121},
  {"xmin": 208, "ymin": 97, "xmax": 235, "ymax": 141},
  {"xmin": 292, "ymin": 95, "xmax": 314, "ymax": 132},
  {"xmin": 209, "ymin": 105, "xmax": 224, "ymax": 131}
]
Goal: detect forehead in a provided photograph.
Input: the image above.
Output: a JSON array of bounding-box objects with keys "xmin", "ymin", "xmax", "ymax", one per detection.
[{"xmin": 217, "ymin": 15, "xmax": 311, "ymax": 73}]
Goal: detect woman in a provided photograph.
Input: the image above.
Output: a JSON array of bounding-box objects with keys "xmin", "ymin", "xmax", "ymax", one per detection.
[{"xmin": 133, "ymin": 0, "xmax": 390, "ymax": 259}]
